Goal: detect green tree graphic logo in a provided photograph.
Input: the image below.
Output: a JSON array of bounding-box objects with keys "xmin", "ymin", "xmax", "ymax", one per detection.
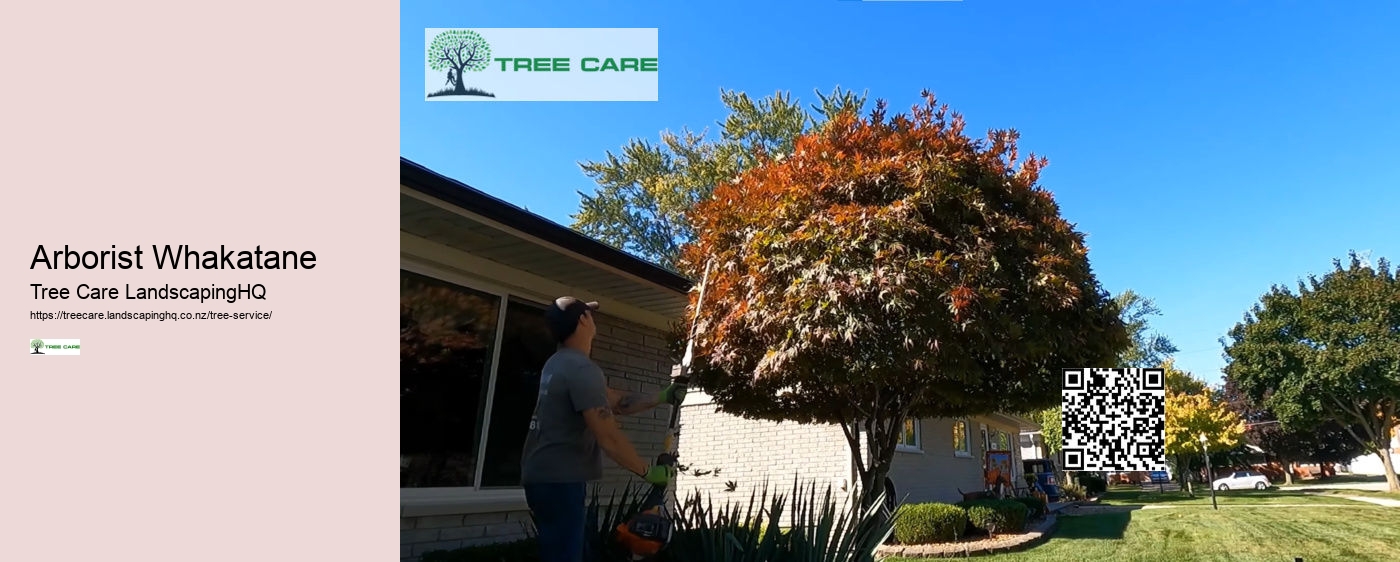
[
  {"xmin": 428, "ymin": 30, "xmax": 496, "ymax": 98},
  {"xmin": 31, "ymin": 339, "xmax": 44, "ymax": 354}
]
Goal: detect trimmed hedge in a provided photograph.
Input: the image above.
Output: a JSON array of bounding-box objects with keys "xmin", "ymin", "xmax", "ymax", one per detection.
[
  {"xmin": 1011, "ymin": 495, "xmax": 1047, "ymax": 519},
  {"xmin": 957, "ymin": 499, "xmax": 1030, "ymax": 534},
  {"xmin": 892, "ymin": 503, "xmax": 968, "ymax": 544}
]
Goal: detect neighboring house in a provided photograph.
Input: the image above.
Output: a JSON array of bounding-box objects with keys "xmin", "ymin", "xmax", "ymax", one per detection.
[
  {"xmin": 399, "ymin": 158, "xmax": 691, "ymax": 561},
  {"xmin": 1019, "ymin": 431, "xmax": 1049, "ymax": 461},
  {"xmin": 1345, "ymin": 425, "xmax": 1400, "ymax": 476},
  {"xmin": 676, "ymin": 390, "xmax": 1039, "ymax": 521}
]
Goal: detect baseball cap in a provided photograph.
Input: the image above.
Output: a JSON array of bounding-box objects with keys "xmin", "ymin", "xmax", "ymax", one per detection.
[{"xmin": 546, "ymin": 296, "xmax": 600, "ymax": 342}]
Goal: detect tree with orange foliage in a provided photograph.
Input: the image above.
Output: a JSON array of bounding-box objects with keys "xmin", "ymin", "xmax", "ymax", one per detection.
[{"xmin": 677, "ymin": 92, "xmax": 1129, "ymax": 507}]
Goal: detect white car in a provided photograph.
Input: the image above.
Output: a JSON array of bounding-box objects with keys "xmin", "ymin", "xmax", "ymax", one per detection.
[{"xmin": 1212, "ymin": 470, "xmax": 1271, "ymax": 490}]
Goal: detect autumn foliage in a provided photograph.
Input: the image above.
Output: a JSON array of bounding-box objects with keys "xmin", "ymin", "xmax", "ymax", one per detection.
[{"xmin": 676, "ymin": 91, "xmax": 1128, "ymax": 493}]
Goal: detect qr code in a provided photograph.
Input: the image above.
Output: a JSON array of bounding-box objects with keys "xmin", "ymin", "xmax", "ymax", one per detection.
[{"xmin": 1060, "ymin": 368, "xmax": 1166, "ymax": 472}]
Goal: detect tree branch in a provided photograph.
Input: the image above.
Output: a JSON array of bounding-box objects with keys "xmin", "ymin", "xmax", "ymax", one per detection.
[
  {"xmin": 1329, "ymin": 394, "xmax": 1383, "ymax": 453},
  {"xmin": 837, "ymin": 411, "xmax": 868, "ymax": 479}
]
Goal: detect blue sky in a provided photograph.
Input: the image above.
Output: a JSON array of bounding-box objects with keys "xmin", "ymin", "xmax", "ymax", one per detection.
[{"xmin": 401, "ymin": 1, "xmax": 1400, "ymax": 387}]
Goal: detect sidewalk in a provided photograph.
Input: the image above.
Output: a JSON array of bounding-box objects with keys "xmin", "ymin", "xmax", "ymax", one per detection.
[{"xmin": 1328, "ymin": 495, "xmax": 1400, "ymax": 507}]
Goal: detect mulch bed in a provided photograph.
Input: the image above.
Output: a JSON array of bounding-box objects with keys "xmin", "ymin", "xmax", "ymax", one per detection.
[{"xmin": 875, "ymin": 515, "xmax": 1059, "ymax": 559}]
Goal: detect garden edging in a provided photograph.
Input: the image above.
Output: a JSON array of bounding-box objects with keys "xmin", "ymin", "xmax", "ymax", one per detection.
[{"xmin": 875, "ymin": 514, "xmax": 1059, "ymax": 559}]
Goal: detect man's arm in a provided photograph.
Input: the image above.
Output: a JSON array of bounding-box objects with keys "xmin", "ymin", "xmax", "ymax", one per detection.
[
  {"xmin": 607, "ymin": 386, "xmax": 662, "ymax": 416},
  {"xmin": 582, "ymin": 406, "xmax": 649, "ymax": 476}
]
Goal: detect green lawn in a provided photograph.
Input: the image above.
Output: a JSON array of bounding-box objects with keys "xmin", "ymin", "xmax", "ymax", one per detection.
[
  {"xmin": 1307, "ymin": 488, "xmax": 1400, "ymax": 502},
  {"xmin": 1281, "ymin": 474, "xmax": 1387, "ymax": 486},
  {"xmin": 883, "ymin": 488, "xmax": 1400, "ymax": 562}
]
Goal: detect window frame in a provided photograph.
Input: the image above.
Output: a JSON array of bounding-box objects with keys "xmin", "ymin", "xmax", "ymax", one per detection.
[
  {"xmin": 400, "ymin": 259, "xmax": 530, "ymax": 495},
  {"xmin": 954, "ymin": 419, "xmax": 973, "ymax": 458},
  {"xmin": 896, "ymin": 418, "xmax": 923, "ymax": 453}
]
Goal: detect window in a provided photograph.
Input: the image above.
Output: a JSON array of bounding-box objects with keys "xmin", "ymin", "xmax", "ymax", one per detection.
[
  {"xmin": 897, "ymin": 419, "xmax": 921, "ymax": 452},
  {"xmin": 997, "ymin": 431, "xmax": 1011, "ymax": 451},
  {"xmin": 478, "ymin": 298, "xmax": 557, "ymax": 487},
  {"xmin": 399, "ymin": 269, "xmax": 557, "ymax": 489},
  {"xmin": 1019, "ymin": 434, "xmax": 1033, "ymax": 448},
  {"xmin": 953, "ymin": 419, "xmax": 972, "ymax": 457}
]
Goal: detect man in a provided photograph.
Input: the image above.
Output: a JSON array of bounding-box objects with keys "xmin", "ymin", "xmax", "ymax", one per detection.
[{"xmin": 520, "ymin": 297, "xmax": 686, "ymax": 562}]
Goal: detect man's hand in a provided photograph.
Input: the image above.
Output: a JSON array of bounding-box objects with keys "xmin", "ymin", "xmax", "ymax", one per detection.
[
  {"xmin": 657, "ymin": 382, "xmax": 687, "ymax": 406},
  {"xmin": 642, "ymin": 464, "xmax": 676, "ymax": 486}
]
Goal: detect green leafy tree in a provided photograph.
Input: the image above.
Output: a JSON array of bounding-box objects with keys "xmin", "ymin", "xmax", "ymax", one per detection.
[
  {"xmin": 1115, "ymin": 289, "xmax": 1179, "ymax": 367},
  {"xmin": 31, "ymin": 339, "xmax": 43, "ymax": 354},
  {"xmin": 1164, "ymin": 366, "xmax": 1245, "ymax": 495},
  {"xmin": 571, "ymin": 87, "xmax": 867, "ymax": 273},
  {"xmin": 1219, "ymin": 378, "xmax": 1370, "ymax": 485},
  {"xmin": 678, "ymin": 92, "xmax": 1129, "ymax": 507},
  {"xmin": 1223, "ymin": 252, "xmax": 1400, "ymax": 492},
  {"xmin": 427, "ymin": 30, "xmax": 493, "ymax": 96},
  {"xmin": 1164, "ymin": 359, "xmax": 1207, "ymax": 396},
  {"xmin": 1027, "ymin": 289, "xmax": 1176, "ymax": 459},
  {"xmin": 1030, "ymin": 407, "xmax": 1062, "ymax": 456}
]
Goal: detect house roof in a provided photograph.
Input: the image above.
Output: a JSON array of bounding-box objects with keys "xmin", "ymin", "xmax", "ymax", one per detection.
[{"xmin": 400, "ymin": 157, "xmax": 692, "ymax": 329}]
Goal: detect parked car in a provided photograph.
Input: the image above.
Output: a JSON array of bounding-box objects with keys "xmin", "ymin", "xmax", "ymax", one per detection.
[
  {"xmin": 1023, "ymin": 459, "xmax": 1061, "ymax": 502},
  {"xmin": 1212, "ymin": 470, "xmax": 1271, "ymax": 490}
]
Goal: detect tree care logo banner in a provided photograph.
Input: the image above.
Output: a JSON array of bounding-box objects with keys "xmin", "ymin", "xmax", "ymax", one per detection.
[
  {"xmin": 425, "ymin": 28, "xmax": 659, "ymax": 102},
  {"xmin": 30, "ymin": 339, "xmax": 81, "ymax": 356}
]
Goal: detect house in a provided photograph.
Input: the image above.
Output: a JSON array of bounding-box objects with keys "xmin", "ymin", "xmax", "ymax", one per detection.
[
  {"xmin": 1019, "ymin": 430, "xmax": 1049, "ymax": 461},
  {"xmin": 399, "ymin": 158, "xmax": 692, "ymax": 561},
  {"xmin": 676, "ymin": 390, "xmax": 1040, "ymax": 520},
  {"xmin": 1344, "ymin": 425, "xmax": 1400, "ymax": 477}
]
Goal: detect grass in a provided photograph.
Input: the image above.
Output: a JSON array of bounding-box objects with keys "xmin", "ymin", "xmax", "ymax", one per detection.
[
  {"xmin": 426, "ymin": 86, "xmax": 496, "ymax": 98},
  {"xmin": 1308, "ymin": 488, "xmax": 1400, "ymax": 502},
  {"xmin": 882, "ymin": 488, "xmax": 1400, "ymax": 562},
  {"xmin": 1104, "ymin": 487, "xmax": 1359, "ymax": 506},
  {"xmin": 1279, "ymin": 473, "xmax": 1389, "ymax": 486}
]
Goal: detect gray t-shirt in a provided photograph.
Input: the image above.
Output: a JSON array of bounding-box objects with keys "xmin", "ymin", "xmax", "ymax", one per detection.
[{"xmin": 520, "ymin": 347, "xmax": 611, "ymax": 484}]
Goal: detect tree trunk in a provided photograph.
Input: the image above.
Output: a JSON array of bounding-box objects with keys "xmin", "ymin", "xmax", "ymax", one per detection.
[
  {"xmin": 452, "ymin": 66, "xmax": 466, "ymax": 93},
  {"xmin": 1380, "ymin": 450, "xmax": 1400, "ymax": 493},
  {"xmin": 1282, "ymin": 459, "xmax": 1294, "ymax": 486}
]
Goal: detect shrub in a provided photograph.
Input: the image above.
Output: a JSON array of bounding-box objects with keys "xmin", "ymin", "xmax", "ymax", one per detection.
[
  {"xmin": 668, "ymin": 478, "xmax": 896, "ymax": 562},
  {"xmin": 892, "ymin": 503, "xmax": 968, "ymax": 544},
  {"xmin": 958, "ymin": 499, "xmax": 1030, "ymax": 535},
  {"xmin": 420, "ymin": 538, "xmax": 538, "ymax": 562},
  {"xmin": 1060, "ymin": 482, "xmax": 1086, "ymax": 501},
  {"xmin": 417, "ymin": 479, "xmax": 897, "ymax": 562},
  {"xmin": 1078, "ymin": 474, "xmax": 1108, "ymax": 496},
  {"xmin": 1011, "ymin": 495, "xmax": 1047, "ymax": 519},
  {"xmin": 963, "ymin": 505, "xmax": 1004, "ymax": 535}
]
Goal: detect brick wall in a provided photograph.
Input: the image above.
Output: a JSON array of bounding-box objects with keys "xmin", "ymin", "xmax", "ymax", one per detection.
[
  {"xmin": 675, "ymin": 393, "xmax": 854, "ymax": 527},
  {"xmin": 400, "ymin": 313, "xmax": 679, "ymax": 562},
  {"xmin": 400, "ymin": 511, "xmax": 534, "ymax": 560}
]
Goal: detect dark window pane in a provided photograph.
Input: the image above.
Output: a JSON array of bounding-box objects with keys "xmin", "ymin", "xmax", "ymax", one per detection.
[
  {"xmin": 479, "ymin": 298, "xmax": 557, "ymax": 488},
  {"xmin": 400, "ymin": 269, "xmax": 500, "ymax": 488}
]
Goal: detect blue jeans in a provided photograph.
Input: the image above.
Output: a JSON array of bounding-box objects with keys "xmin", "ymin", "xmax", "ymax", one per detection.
[{"xmin": 524, "ymin": 482, "xmax": 589, "ymax": 562}]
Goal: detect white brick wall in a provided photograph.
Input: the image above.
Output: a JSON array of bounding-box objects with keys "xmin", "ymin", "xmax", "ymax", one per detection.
[
  {"xmin": 400, "ymin": 313, "xmax": 679, "ymax": 562},
  {"xmin": 675, "ymin": 393, "xmax": 855, "ymax": 527},
  {"xmin": 675, "ymin": 402, "xmax": 1030, "ymax": 515}
]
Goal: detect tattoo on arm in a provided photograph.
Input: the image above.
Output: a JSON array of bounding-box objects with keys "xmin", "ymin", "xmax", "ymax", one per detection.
[{"xmin": 613, "ymin": 392, "xmax": 660, "ymax": 416}]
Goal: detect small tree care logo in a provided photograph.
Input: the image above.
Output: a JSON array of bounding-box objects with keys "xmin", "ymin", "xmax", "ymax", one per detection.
[
  {"xmin": 427, "ymin": 29, "xmax": 495, "ymax": 98},
  {"xmin": 29, "ymin": 338, "xmax": 80, "ymax": 355}
]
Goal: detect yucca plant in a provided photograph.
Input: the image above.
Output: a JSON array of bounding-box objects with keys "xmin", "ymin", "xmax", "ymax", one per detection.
[
  {"xmin": 586, "ymin": 481, "xmax": 659, "ymax": 560},
  {"xmin": 665, "ymin": 477, "xmax": 896, "ymax": 562}
]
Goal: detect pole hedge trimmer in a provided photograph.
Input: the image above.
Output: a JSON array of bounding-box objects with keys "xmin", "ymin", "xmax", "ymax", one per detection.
[{"xmin": 615, "ymin": 261, "xmax": 713, "ymax": 561}]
